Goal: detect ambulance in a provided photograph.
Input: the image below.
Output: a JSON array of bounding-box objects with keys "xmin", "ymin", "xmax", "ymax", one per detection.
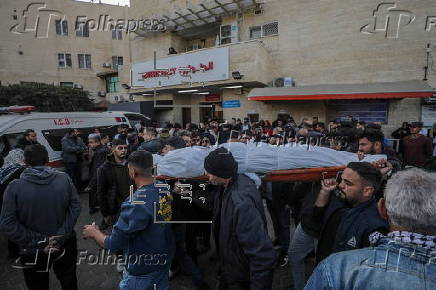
[{"xmin": 0, "ymin": 106, "xmax": 150, "ymax": 169}]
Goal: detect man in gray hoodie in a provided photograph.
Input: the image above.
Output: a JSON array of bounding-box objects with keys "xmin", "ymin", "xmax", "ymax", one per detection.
[{"xmin": 0, "ymin": 144, "xmax": 81, "ymax": 290}]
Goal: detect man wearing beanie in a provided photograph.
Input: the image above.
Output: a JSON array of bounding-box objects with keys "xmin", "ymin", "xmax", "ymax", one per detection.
[{"xmin": 203, "ymin": 147, "xmax": 277, "ymax": 290}]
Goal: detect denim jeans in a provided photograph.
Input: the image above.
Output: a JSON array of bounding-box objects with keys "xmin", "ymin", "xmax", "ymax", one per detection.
[
  {"xmin": 288, "ymin": 223, "xmax": 317, "ymax": 290},
  {"xmin": 120, "ymin": 269, "xmax": 169, "ymax": 290}
]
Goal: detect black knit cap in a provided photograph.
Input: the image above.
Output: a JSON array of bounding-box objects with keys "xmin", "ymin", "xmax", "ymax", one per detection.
[{"xmin": 204, "ymin": 147, "xmax": 238, "ymax": 179}]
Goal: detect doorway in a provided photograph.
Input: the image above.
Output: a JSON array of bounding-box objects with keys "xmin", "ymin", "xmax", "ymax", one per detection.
[{"xmin": 182, "ymin": 108, "xmax": 191, "ymax": 128}]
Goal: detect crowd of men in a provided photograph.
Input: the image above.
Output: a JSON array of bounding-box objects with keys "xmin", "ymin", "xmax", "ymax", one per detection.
[{"xmin": 0, "ymin": 115, "xmax": 435, "ymax": 290}]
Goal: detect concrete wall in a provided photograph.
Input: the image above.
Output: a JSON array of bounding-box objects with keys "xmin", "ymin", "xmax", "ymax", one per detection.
[
  {"xmin": 0, "ymin": 0, "xmax": 129, "ymax": 98},
  {"xmin": 125, "ymin": 0, "xmax": 436, "ymax": 131}
]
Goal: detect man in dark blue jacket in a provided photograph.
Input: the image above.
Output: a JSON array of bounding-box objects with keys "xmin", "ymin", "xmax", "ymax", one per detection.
[
  {"xmin": 0, "ymin": 144, "xmax": 81, "ymax": 290},
  {"xmin": 203, "ymin": 147, "xmax": 277, "ymax": 290},
  {"xmin": 83, "ymin": 150, "xmax": 175, "ymax": 290},
  {"xmin": 313, "ymin": 162, "xmax": 389, "ymax": 264}
]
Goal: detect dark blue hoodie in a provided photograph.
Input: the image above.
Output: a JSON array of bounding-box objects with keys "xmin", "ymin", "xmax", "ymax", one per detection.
[{"xmin": 0, "ymin": 166, "xmax": 81, "ymax": 252}]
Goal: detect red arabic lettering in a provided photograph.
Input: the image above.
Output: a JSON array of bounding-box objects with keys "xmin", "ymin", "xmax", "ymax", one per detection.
[{"xmin": 140, "ymin": 62, "xmax": 214, "ymax": 80}]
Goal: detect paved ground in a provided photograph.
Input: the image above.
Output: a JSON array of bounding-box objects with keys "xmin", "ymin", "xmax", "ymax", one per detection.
[{"xmin": 0, "ymin": 193, "xmax": 294, "ymax": 290}]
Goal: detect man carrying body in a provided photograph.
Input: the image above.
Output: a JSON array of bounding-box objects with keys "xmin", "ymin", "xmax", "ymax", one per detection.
[
  {"xmin": 358, "ymin": 130, "xmax": 402, "ymax": 173},
  {"xmin": 84, "ymin": 151, "xmax": 174, "ymax": 290},
  {"xmin": 312, "ymin": 162, "xmax": 389, "ymax": 263},
  {"xmin": 203, "ymin": 147, "xmax": 277, "ymax": 289}
]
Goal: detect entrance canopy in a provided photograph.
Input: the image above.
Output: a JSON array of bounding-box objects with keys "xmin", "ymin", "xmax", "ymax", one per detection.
[{"xmin": 248, "ymin": 80, "xmax": 434, "ymax": 101}]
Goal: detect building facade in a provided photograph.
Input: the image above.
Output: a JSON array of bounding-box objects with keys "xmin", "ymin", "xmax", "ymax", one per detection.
[
  {"xmin": 0, "ymin": 0, "xmax": 129, "ymax": 103},
  {"xmin": 1, "ymin": 0, "xmax": 435, "ymax": 134},
  {"xmin": 121, "ymin": 0, "xmax": 436, "ymax": 135}
]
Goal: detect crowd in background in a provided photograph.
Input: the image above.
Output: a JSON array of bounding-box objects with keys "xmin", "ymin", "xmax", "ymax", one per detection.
[{"xmin": 0, "ymin": 114, "xmax": 436, "ymax": 290}]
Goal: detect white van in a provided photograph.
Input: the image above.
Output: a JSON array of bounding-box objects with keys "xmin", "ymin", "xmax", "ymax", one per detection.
[{"xmin": 0, "ymin": 106, "xmax": 150, "ymax": 168}]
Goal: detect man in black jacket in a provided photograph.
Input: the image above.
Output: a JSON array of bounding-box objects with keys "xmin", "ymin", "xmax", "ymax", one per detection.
[
  {"xmin": 15, "ymin": 129, "xmax": 39, "ymax": 150},
  {"xmin": 203, "ymin": 148, "xmax": 277, "ymax": 290},
  {"xmin": 61, "ymin": 129, "xmax": 87, "ymax": 189},
  {"xmin": 358, "ymin": 130, "xmax": 402, "ymax": 173},
  {"xmin": 97, "ymin": 139, "xmax": 132, "ymax": 229},
  {"xmin": 0, "ymin": 144, "xmax": 81, "ymax": 290},
  {"xmin": 313, "ymin": 162, "xmax": 389, "ymax": 264},
  {"xmin": 85, "ymin": 134, "xmax": 109, "ymax": 215}
]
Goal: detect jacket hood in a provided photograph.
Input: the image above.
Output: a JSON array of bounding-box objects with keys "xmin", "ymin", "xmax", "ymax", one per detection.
[{"xmin": 20, "ymin": 166, "xmax": 58, "ymax": 185}]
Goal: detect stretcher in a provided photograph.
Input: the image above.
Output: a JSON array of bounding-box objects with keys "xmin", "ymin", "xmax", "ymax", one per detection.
[{"xmin": 155, "ymin": 165, "xmax": 346, "ymax": 182}]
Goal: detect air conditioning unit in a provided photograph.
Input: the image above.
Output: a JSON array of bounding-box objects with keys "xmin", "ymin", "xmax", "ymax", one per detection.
[
  {"xmin": 97, "ymin": 91, "xmax": 106, "ymax": 97},
  {"xmin": 273, "ymin": 77, "xmax": 295, "ymax": 88},
  {"xmin": 114, "ymin": 96, "xmax": 119, "ymax": 102},
  {"xmin": 102, "ymin": 63, "xmax": 112, "ymax": 68},
  {"xmin": 273, "ymin": 77, "xmax": 285, "ymax": 87},
  {"xmin": 73, "ymin": 83, "xmax": 83, "ymax": 89}
]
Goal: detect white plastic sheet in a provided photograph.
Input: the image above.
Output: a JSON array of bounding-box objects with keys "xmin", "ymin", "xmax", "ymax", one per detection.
[{"xmin": 154, "ymin": 143, "xmax": 386, "ymax": 178}]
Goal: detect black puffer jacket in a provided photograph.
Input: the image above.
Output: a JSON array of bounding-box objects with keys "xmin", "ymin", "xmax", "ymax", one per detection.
[{"xmin": 207, "ymin": 174, "xmax": 277, "ymax": 289}]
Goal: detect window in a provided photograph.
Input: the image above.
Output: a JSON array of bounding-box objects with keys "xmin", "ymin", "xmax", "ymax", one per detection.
[
  {"xmin": 249, "ymin": 26, "xmax": 262, "ymax": 39},
  {"xmin": 58, "ymin": 53, "xmax": 72, "ymax": 68},
  {"xmin": 220, "ymin": 25, "xmax": 232, "ymax": 45},
  {"xmin": 249, "ymin": 21, "xmax": 279, "ymax": 39},
  {"xmin": 78, "ymin": 54, "xmax": 91, "ymax": 69},
  {"xmin": 111, "ymin": 26, "xmax": 123, "ymax": 40},
  {"xmin": 55, "ymin": 20, "xmax": 68, "ymax": 36},
  {"xmin": 76, "ymin": 22, "xmax": 89, "ymax": 37},
  {"xmin": 106, "ymin": 76, "xmax": 120, "ymax": 93},
  {"xmin": 112, "ymin": 56, "xmax": 123, "ymax": 70},
  {"xmin": 60, "ymin": 82, "xmax": 74, "ymax": 88},
  {"xmin": 263, "ymin": 21, "xmax": 279, "ymax": 36}
]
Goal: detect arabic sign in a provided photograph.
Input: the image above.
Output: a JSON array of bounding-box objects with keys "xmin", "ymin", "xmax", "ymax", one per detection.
[
  {"xmin": 131, "ymin": 47, "xmax": 229, "ymax": 88},
  {"xmin": 223, "ymin": 100, "xmax": 241, "ymax": 108}
]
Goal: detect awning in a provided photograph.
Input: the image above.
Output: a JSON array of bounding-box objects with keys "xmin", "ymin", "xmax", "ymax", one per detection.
[
  {"xmin": 96, "ymin": 70, "xmax": 118, "ymax": 78},
  {"xmin": 248, "ymin": 80, "xmax": 434, "ymax": 101}
]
